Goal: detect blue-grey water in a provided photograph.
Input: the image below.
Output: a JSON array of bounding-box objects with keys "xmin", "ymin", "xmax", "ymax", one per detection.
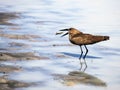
[{"xmin": 0, "ymin": 0, "xmax": 120, "ymax": 90}]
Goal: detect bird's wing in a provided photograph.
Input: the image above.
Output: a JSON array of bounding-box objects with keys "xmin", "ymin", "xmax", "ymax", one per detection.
[
  {"xmin": 83, "ymin": 34, "xmax": 108, "ymax": 44},
  {"xmin": 73, "ymin": 33, "xmax": 108, "ymax": 45},
  {"xmin": 71, "ymin": 34, "xmax": 93, "ymax": 45}
]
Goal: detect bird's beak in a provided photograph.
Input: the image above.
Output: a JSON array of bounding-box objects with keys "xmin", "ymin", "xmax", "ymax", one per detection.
[
  {"xmin": 61, "ymin": 32, "xmax": 68, "ymax": 37},
  {"xmin": 59, "ymin": 29, "xmax": 69, "ymax": 37},
  {"xmin": 59, "ymin": 29, "xmax": 69, "ymax": 31}
]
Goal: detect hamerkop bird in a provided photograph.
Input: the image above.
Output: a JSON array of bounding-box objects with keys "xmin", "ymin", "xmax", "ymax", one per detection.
[{"xmin": 58, "ymin": 28, "xmax": 109, "ymax": 70}]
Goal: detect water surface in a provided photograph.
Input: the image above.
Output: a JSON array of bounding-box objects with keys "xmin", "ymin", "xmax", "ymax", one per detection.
[{"xmin": 0, "ymin": 0, "xmax": 120, "ymax": 90}]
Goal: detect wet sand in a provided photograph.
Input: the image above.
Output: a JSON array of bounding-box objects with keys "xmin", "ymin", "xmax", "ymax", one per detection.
[
  {"xmin": 0, "ymin": 75, "xmax": 32, "ymax": 90},
  {"xmin": 0, "ymin": 0, "xmax": 120, "ymax": 90}
]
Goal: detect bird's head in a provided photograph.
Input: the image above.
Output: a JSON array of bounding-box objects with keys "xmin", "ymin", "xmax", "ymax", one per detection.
[{"xmin": 59, "ymin": 28, "xmax": 82, "ymax": 37}]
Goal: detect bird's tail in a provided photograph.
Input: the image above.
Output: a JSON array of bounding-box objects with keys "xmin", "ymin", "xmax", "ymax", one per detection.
[
  {"xmin": 103, "ymin": 36, "xmax": 109, "ymax": 40},
  {"xmin": 92, "ymin": 35, "xmax": 110, "ymax": 44}
]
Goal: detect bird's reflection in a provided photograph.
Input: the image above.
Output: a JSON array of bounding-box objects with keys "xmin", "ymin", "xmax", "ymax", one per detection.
[
  {"xmin": 61, "ymin": 52, "xmax": 102, "ymax": 71},
  {"xmin": 53, "ymin": 71, "xmax": 107, "ymax": 87}
]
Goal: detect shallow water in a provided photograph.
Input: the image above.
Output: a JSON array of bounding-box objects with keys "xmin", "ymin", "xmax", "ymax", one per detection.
[{"xmin": 0, "ymin": 0, "xmax": 120, "ymax": 90}]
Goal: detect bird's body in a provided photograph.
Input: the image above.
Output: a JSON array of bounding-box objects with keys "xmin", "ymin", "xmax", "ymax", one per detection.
[
  {"xmin": 57, "ymin": 28, "xmax": 109, "ymax": 71},
  {"xmin": 66, "ymin": 28, "xmax": 109, "ymax": 45}
]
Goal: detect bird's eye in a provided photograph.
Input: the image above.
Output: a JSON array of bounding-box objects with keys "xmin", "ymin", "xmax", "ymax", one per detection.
[{"xmin": 69, "ymin": 28, "xmax": 72, "ymax": 30}]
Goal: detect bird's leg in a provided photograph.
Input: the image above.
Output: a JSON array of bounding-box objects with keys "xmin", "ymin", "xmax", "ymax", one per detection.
[
  {"xmin": 79, "ymin": 45, "xmax": 83, "ymax": 60},
  {"xmin": 79, "ymin": 45, "xmax": 83, "ymax": 70},
  {"xmin": 83, "ymin": 45, "xmax": 88, "ymax": 70},
  {"xmin": 83, "ymin": 45, "xmax": 88, "ymax": 59}
]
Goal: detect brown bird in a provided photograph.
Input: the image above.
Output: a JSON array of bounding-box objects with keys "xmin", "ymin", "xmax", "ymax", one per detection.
[{"xmin": 58, "ymin": 28, "xmax": 109, "ymax": 70}]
